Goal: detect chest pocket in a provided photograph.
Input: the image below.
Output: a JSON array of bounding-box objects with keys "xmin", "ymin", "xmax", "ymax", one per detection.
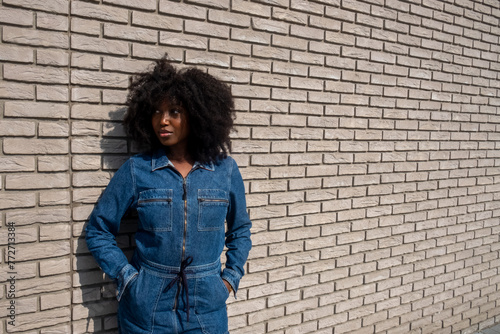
[
  {"xmin": 198, "ymin": 189, "xmax": 229, "ymax": 231},
  {"xmin": 137, "ymin": 189, "xmax": 173, "ymax": 232}
]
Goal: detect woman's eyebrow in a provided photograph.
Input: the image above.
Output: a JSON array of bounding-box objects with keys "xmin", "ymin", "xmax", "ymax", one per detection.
[{"xmin": 170, "ymin": 104, "xmax": 184, "ymax": 110}]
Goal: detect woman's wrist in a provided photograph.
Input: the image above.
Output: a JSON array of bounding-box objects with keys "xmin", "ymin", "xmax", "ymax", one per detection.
[{"xmin": 223, "ymin": 279, "xmax": 232, "ymax": 293}]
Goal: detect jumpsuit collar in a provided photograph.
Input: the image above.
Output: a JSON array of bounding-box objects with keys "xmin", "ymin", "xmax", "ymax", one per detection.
[{"xmin": 151, "ymin": 148, "xmax": 215, "ymax": 172}]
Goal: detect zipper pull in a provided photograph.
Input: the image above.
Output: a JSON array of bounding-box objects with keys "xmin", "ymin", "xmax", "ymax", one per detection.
[{"xmin": 183, "ymin": 180, "xmax": 187, "ymax": 201}]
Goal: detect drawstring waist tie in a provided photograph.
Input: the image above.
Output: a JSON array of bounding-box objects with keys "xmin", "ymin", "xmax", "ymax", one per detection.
[
  {"xmin": 165, "ymin": 256, "xmax": 193, "ymax": 321},
  {"xmin": 131, "ymin": 252, "xmax": 222, "ymax": 321}
]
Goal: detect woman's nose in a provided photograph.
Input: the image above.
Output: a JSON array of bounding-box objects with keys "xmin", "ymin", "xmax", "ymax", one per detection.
[{"xmin": 160, "ymin": 112, "xmax": 170, "ymax": 124}]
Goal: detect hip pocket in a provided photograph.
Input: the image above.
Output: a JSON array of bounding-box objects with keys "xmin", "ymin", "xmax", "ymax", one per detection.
[
  {"xmin": 118, "ymin": 268, "xmax": 163, "ymax": 333},
  {"xmin": 194, "ymin": 274, "xmax": 229, "ymax": 314},
  {"xmin": 137, "ymin": 189, "xmax": 173, "ymax": 232},
  {"xmin": 197, "ymin": 189, "xmax": 229, "ymax": 231}
]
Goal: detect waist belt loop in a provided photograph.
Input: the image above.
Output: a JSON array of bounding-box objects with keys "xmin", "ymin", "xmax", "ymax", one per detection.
[{"xmin": 164, "ymin": 256, "xmax": 194, "ymax": 321}]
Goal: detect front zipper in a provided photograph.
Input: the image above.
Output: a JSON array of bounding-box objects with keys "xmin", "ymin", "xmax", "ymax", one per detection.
[
  {"xmin": 182, "ymin": 178, "xmax": 188, "ymax": 260},
  {"xmin": 173, "ymin": 177, "xmax": 189, "ymax": 312}
]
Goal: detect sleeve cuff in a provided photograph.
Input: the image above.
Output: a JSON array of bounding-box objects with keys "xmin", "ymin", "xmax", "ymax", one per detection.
[
  {"xmin": 116, "ymin": 263, "xmax": 138, "ymax": 301},
  {"xmin": 221, "ymin": 268, "xmax": 242, "ymax": 298}
]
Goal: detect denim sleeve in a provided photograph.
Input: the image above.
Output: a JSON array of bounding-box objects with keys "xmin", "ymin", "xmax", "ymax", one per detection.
[
  {"xmin": 85, "ymin": 158, "xmax": 138, "ymax": 301},
  {"xmin": 222, "ymin": 158, "xmax": 252, "ymax": 297}
]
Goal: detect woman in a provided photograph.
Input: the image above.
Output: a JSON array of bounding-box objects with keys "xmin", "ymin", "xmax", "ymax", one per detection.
[{"xmin": 85, "ymin": 56, "xmax": 252, "ymax": 334}]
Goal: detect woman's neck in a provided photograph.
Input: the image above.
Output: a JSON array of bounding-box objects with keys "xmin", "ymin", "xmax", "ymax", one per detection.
[
  {"xmin": 166, "ymin": 149, "xmax": 194, "ymax": 178},
  {"xmin": 167, "ymin": 150, "xmax": 192, "ymax": 163}
]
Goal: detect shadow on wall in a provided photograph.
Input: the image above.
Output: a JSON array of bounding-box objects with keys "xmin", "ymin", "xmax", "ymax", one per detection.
[
  {"xmin": 74, "ymin": 107, "xmax": 138, "ymax": 333},
  {"xmin": 75, "ymin": 216, "xmax": 137, "ymax": 333}
]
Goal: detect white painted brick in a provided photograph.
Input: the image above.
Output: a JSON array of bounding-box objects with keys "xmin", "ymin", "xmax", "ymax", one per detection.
[
  {"xmin": 37, "ymin": 12, "xmax": 69, "ymax": 32},
  {"xmin": 3, "ymin": 25, "xmax": 69, "ymax": 48},
  {"xmin": 71, "ymin": 54, "xmax": 100, "ymax": 73},
  {"xmin": 6, "ymin": 173, "xmax": 69, "ymax": 190},
  {"xmin": 321, "ymin": 315, "xmax": 356, "ymax": 332},
  {"xmin": 71, "ymin": 34, "xmax": 129, "ymax": 56},
  {"xmin": 0, "ymin": 121, "xmax": 35, "ymax": 139},
  {"xmin": 71, "ymin": 1, "xmax": 128, "ymax": 23},
  {"xmin": 5, "ymin": 63, "xmax": 69, "ymax": 84},
  {"xmin": 1, "ymin": 1, "xmax": 500, "ymax": 333},
  {"xmin": 5, "ymin": 101, "xmax": 68, "ymax": 119},
  {"xmin": 15, "ymin": 241, "xmax": 70, "ymax": 262},
  {"xmin": 7, "ymin": 208, "xmax": 71, "ymax": 227},
  {"xmin": 71, "ymin": 104, "xmax": 125, "ymax": 121},
  {"xmin": 271, "ymin": 36, "xmax": 307, "ymax": 53},
  {"xmin": 267, "ymin": 313, "xmax": 302, "ymax": 331},
  {"xmin": 72, "ymin": 317, "xmax": 102, "ymax": 333},
  {"xmin": 233, "ymin": 84, "xmax": 271, "ymax": 100},
  {"xmin": 272, "ymin": 8, "xmax": 306, "ymax": 25},
  {"xmin": 269, "ymin": 241, "xmax": 303, "ymax": 256},
  {"xmin": 40, "ymin": 324, "xmax": 72, "ymax": 334},
  {"xmin": 37, "ymin": 84, "xmax": 69, "ymax": 102},
  {"xmin": 210, "ymin": 39, "xmax": 251, "ymax": 56},
  {"xmin": 37, "ymin": 156, "xmax": 69, "ymax": 173},
  {"xmin": 291, "ymin": 50, "xmax": 324, "ymax": 65},
  {"xmin": 185, "ymin": 49, "xmax": 231, "ymax": 67},
  {"xmin": 104, "ymin": 0, "xmax": 156, "ymax": 10},
  {"xmin": 0, "ymin": 44, "xmax": 34, "ymax": 65},
  {"xmin": 248, "ymin": 306, "xmax": 284, "ymax": 325},
  {"xmin": 71, "ymin": 69, "xmax": 129, "ymax": 88},
  {"xmin": 227, "ymin": 298, "xmax": 267, "ymax": 317},
  {"xmin": 4, "ymin": 0, "xmax": 68, "ymax": 13},
  {"xmin": 0, "ymin": 296, "xmax": 35, "ymax": 319},
  {"xmin": 72, "ymin": 299, "xmax": 117, "ymax": 320},
  {"xmin": 39, "ymin": 121, "xmax": 69, "ymax": 137},
  {"xmin": 207, "ymin": 9, "xmax": 249, "ymax": 28},
  {"xmin": 231, "ymin": 323, "xmax": 266, "ymax": 334},
  {"xmin": 102, "ymin": 89, "xmax": 127, "ymax": 105},
  {"xmin": 39, "ymin": 190, "xmax": 71, "ymax": 206},
  {"xmin": 40, "ymin": 223, "xmax": 71, "ymax": 241},
  {"xmin": 71, "ymin": 17, "xmax": 100, "ymax": 36},
  {"xmin": 131, "ymin": 12, "xmax": 181, "ymax": 33},
  {"xmin": 272, "ymin": 61, "xmax": 308, "ymax": 77},
  {"xmin": 72, "ymin": 121, "xmax": 100, "ymax": 136},
  {"xmin": 231, "ymin": 28, "xmax": 270, "ymax": 45},
  {"xmin": 0, "ymin": 226, "xmax": 38, "ymax": 247},
  {"xmin": 4, "ymin": 138, "xmax": 68, "ymax": 154},
  {"xmin": 251, "ymin": 72, "xmax": 288, "ymax": 88},
  {"xmin": 40, "ymin": 291, "xmax": 71, "ymax": 310},
  {"xmin": 104, "ymin": 23, "xmax": 158, "ymax": 43},
  {"xmin": 233, "ymin": 0, "xmax": 270, "ymax": 17},
  {"xmin": 0, "ymin": 7, "xmax": 33, "ymax": 26}
]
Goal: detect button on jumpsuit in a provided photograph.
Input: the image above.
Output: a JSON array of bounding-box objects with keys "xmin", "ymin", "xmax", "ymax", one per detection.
[{"xmin": 85, "ymin": 148, "xmax": 252, "ymax": 333}]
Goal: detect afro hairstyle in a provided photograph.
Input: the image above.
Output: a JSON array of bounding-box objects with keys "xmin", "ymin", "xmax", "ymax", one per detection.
[{"xmin": 123, "ymin": 56, "xmax": 235, "ymax": 164}]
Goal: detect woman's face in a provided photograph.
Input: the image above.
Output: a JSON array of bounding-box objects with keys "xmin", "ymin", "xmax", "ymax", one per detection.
[{"xmin": 151, "ymin": 98, "xmax": 190, "ymax": 152}]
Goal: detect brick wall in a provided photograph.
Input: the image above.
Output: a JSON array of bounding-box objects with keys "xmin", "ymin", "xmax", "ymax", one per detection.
[{"xmin": 1, "ymin": 0, "xmax": 500, "ymax": 333}]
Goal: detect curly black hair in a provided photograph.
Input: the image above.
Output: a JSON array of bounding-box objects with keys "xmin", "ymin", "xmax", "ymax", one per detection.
[{"xmin": 124, "ymin": 56, "xmax": 235, "ymax": 164}]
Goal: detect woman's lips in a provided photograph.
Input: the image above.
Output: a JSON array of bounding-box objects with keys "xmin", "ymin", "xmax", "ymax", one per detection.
[{"xmin": 159, "ymin": 130, "xmax": 172, "ymax": 137}]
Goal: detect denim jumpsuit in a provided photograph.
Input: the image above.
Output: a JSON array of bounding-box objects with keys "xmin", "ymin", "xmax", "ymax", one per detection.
[{"xmin": 85, "ymin": 148, "xmax": 252, "ymax": 334}]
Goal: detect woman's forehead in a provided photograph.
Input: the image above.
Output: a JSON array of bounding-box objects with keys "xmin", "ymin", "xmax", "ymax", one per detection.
[{"xmin": 158, "ymin": 95, "xmax": 182, "ymax": 108}]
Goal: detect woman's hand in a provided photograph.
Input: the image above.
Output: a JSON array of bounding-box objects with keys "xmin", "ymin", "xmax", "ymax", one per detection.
[{"xmin": 223, "ymin": 279, "xmax": 232, "ymax": 294}]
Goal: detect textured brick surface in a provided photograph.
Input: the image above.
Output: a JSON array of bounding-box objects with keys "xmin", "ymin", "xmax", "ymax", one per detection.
[{"xmin": 1, "ymin": 0, "xmax": 500, "ymax": 333}]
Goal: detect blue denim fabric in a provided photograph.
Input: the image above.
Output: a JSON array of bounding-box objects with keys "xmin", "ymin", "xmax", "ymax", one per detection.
[
  {"xmin": 85, "ymin": 148, "xmax": 252, "ymax": 333},
  {"xmin": 118, "ymin": 252, "xmax": 230, "ymax": 333}
]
